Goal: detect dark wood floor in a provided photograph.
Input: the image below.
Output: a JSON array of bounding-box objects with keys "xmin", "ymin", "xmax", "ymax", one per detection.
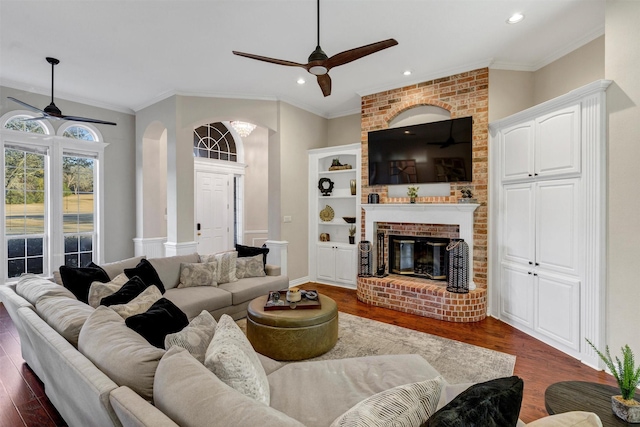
[{"xmin": 1, "ymin": 284, "xmax": 618, "ymax": 426}]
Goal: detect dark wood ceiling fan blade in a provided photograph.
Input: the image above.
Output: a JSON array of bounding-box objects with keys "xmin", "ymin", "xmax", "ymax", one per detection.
[
  {"xmin": 232, "ymin": 51, "xmax": 307, "ymax": 68},
  {"xmin": 7, "ymin": 97, "xmax": 45, "ymax": 114},
  {"xmin": 326, "ymin": 38, "xmax": 398, "ymax": 69},
  {"xmin": 317, "ymin": 74, "xmax": 331, "ymax": 97},
  {"xmin": 62, "ymin": 115, "xmax": 117, "ymax": 126}
]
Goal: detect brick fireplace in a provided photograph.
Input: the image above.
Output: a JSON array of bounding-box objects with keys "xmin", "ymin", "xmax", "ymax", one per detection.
[{"xmin": 357, "ymin": 68, "xmax": 489, "ymax": 322}]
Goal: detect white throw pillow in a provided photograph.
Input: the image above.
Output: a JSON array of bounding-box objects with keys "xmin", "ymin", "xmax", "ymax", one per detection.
[
  {"xmin": 330, "ymin": 376, "xmax": 444, "ymax": 427},
  {"xmin": 164, "ymin": 310, "xmax": 217, "ymax": 363},
  {"xmin": 177, "ymin": 262, "xmax": 217, "ymax": 288},
  {"xmin": 204, "ymin": 314, "xmax": 270, "ymax": 405},
  {"xmin": 88, "ymin": 273, "xmax": 129, "ymax": 308},
  {"xmin": 236, "ymin": 254, "xmax": 266, "ymax": 279},
  {"xmin": 200, "ymin": 251, "xmax": 238, "ymax": 284},
  {"xmin": 109, "ymin": 285, "xmax": 163, "ymax": 319}
]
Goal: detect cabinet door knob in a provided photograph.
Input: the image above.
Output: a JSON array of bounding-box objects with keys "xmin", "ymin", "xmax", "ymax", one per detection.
[
  {"xmin": 529, "ymin": 261, "xmax": 533, "ymax": 265},
  {"xmin": 535, "ymin": 262, "xmax": 539, "ymax": 266},
  {"xmin": 528, "ymin": 174, "xmax": 532, "ymax": 177},
  {"xmin": 534, "ymin": 173, "xmax": 539, "ymax": 176},
  {"xmin": 533, "ymin": 273, "xmax": 538, "ymax": 276},
  {"xmin": 528, "ymin": 271, "xmax": 532, "ymax": 275}
]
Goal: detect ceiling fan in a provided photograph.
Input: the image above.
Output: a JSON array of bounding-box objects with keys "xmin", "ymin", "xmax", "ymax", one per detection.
[
  {"xmin": 7, "ymin": 57, "xmax": 117, "ymax": 126},
  {"xmin": 427, "ymin": 119, "xmax": 471, "ymax": 148},
  {"xmin": 232, "ymin": 0, "xmax": 398, "ymax": 97}
]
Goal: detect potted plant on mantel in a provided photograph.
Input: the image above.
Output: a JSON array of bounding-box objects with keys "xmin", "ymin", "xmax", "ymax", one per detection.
[
  {"xmin": 348, "ymin": 225, "xmax": 356, "ymax": 244},
  {"xmin": 407, "ymin": 186, "xmax": 419, "ymax": 204},
  {"xmin": 586, "ymin": 339, "xmax": 640, "ymax": 423}
]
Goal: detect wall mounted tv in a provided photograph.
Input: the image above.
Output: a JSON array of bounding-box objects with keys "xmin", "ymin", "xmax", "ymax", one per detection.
[{"xmin": 368, "ymin": 116, "xmax": 473, "ymax": 185}]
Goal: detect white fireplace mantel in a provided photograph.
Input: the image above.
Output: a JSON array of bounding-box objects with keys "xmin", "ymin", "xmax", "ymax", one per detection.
[{"xmin": 362, "ymin": 203, "xmax": 480, "ymax": 289}]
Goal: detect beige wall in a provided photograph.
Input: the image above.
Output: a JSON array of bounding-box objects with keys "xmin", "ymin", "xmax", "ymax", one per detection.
[
  {"xmin": 533, "ymin": 36, "xmax": 605, "ymax": 105},
  {"xmin": 278, "ymin": 102, "xmax": 327, "ymax": 280},
  {"xmin": 243, "ymin": 126, "xmax": 269, "ymax": 246},
  {"xmin": 327, "ymin": 113, "xmax": 360, "ymax": 147},
  {"xmin": 0, "ymin": 86, "xmax": 137, "ymax": 263},
  {"xmin": 605, "ymin": 0, "xmax": 640, "ymax": 356},
  {"xmin": 488, "ymin": 70, "xmax": 534, "ymax": 122}
]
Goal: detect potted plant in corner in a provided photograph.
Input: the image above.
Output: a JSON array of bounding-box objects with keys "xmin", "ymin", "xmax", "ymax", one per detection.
[
  {"xmin": 348, "ymin": 225, "xmax": 356, "ymax": 244},
  {"xmin": 586, "ymin": 339, "xmax": 640, "ymax": 423},
  {"xmin": 407, "ymin": 186, "xmax": 419, "ymax": 204}
]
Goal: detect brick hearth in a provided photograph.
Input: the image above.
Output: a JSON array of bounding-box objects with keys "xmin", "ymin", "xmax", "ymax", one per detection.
[{"xmin": 357, "ymin": 275, "xmax": 487, "ymax": 323}]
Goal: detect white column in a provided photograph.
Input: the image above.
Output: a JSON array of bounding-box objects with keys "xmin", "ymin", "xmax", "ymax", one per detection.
[{"xmin": 265, "ymin": 240, "xmax": 289, "ymax": 276}]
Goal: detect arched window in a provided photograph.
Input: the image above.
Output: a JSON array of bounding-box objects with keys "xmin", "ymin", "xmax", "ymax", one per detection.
[
  {"xmin": 62, "ymin": 125, "xmax": 97, "ymax": 141},
  {"xmin": 193, "ymin": 122, "xmax": 237, "ymax": 161},
  {"xmin": 3, "ymin": 115, "xmax": 48, "ymax": 134}
]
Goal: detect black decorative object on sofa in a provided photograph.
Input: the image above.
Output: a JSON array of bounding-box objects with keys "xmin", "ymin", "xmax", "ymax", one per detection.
[
  {"xmin": 59, "ymin": 263, "xmax": 110, "ymax": 303},
  {"xmin": 236, "ymin": 243, "xmax": 269, "ymax": 269},
  {"xmin": 100, "ymin": 276, "xmax": 148, "ymax": 306},
  {"xmin": 125, "ymin": 298, "xmax": 189, "ymax": 348},
  {"xmin": 422, "ymin": 376, "xmax": 524, "ymax": 427},
  {"xmin": 124, "ymin": 259, "xmax": 166, "ymax": 293}
]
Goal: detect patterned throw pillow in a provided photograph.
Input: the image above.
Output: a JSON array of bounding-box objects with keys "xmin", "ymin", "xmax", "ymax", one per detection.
[
  {"xmin": 236, "ymin": 254, "xmax": 266, "ymax": 279},
  {"xmin": 88, "ymin": 273, "xmax": 129, "ymax": 308},
  {"xmin": 204, "ymin": 314, "xmax": 270, "ymax": 405},
  {"xmin": 164, "ymin": 310, "xmax": 217, "ymax": 363},
  {"xmin": 200, "ymin": 251, "xmax": 238, "ymax": 284},
  {"xmin": 109, "ymin": 285, "xmax": 163, "ymax": 319},
  {"xmin": 330, "ymin": 377, "xmax": 445, "ymax": 427},
  {"xmin": 177, "ymin": 262, "xmax": 217, "ymax": 288}
]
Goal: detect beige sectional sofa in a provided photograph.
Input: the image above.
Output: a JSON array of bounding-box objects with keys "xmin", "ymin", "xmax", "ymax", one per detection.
[{"xmin": 0, "ymin": 256, "xmax": 603, "ymax": 427}]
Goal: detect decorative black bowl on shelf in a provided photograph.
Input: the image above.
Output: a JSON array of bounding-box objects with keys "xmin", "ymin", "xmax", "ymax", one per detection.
[{"xmin": 342, "ymin": 216, "xmax": 356, "ymax": 224}]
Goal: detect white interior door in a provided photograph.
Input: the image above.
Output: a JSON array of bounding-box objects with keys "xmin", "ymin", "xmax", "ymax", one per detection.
[{"xmin": 196, "ymin": 170, "xmax": 230, "ymax": 255}]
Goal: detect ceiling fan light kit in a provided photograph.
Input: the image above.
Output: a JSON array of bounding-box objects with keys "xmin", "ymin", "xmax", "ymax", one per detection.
[
  {"xmin": 7, "ymin": 57, "xmax": 117, "ymax": 126},
  {"xmin": 232, "ymin": 0, "xmax": 397, "ymax": 96}
]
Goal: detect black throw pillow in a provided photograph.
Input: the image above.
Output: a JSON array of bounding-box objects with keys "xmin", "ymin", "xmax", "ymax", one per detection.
[
  {"xmin": 125, "ymin": 298, "xmax": 189, "ymax": 348},
  {"xmin": 59, "ymin": 264, "xmax": 110, "ymax": 304},
  {"xmin": 422, "ymin": 376, "xmax": 524, "ymax": 427},
  {"xmin": 100, "ymin": 276, "xmax": 148, "ymax": 306},
  {"xmin": 235, "ymin": 243, "xmax": 269, "ymax": 269},
  {"xmin": 123, "ymin": 258, "xmax": 165, "ymax": 293}
]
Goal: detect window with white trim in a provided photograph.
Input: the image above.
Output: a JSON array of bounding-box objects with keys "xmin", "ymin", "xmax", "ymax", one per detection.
[
  {"xmin": 2, "ymin": 114, "xmax": 106, "ymax": 280},
  {"xmin": 193, "ymin": 122, "xmax": 237, "ymax": 161}
]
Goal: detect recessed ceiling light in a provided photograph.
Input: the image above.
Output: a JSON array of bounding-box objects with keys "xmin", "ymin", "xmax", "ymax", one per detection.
[
  {"xmin": 403, "ymin": 70, "xmax": 412, "ymax": 76},
  {"xmin": 297, "ymin": 78, "xmax": 306, "ymax": 85},
  {"xmin": 507, "ymin": 13, "xmax": 524, "ymax": 24}
]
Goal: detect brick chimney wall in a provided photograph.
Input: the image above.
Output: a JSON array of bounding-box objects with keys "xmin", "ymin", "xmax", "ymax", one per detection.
[{"xmin": 360, "ymin": 68, "xmax": 489, "ymax": 288}]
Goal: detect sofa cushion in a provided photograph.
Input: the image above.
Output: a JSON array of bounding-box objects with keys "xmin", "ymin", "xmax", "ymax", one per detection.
[
  {"xmin": 101, "ymin": 276, "xmax": 149, "ymax": 306},
  {"xmin": 59, "ymin": 264, "xmax": 110, "ymax": 303},
  {"xmin": 236, "ymin": 254, "xmax": 266, "ymax": 279},
  {"xmin": 88, "ymin": 273, "xmax": 129, "ymax": 308},
  {"xmin": 16, "ymin": 274, "xmax": 77, "ymax": 305},
  {"xmin": 164, "ymin": 286, "xmax": 232, "ymax": 320},
  {"xmin": 423, "ymin": 376, "xmax": 524, "ymax": 427},
  {"xmin": 236, "ymin": 243, "xmax": 269, "ymax": 268},
  {"xmin": 78, "ymin": 306, "xmax": 165, "ymax": 402},
  {"xmin": 526, "ymin": 412, "xmax": 603, "ymax": 426},
  {"xmin": 164, "ymin": 310, "xmax": 217, "ymax": 363},
  {"xmin": 268, "ymin": 354, "xmax": 441, "ymax": 427},
  {"xmin": 178, "ymin": 261, "xmax": 217, "ymax": 288},
  {"xmin": 218, "ymin": 274, "xmax": 289, "ymax": 306},
  {"xmin": 110, "ymin": 285, "xmax": 163, "ymax": 319},
  {"xmin": 124, "ymin": 259, "xmax": 166, "ymax": 293},
  {"xmin": 148, "ymin": 253, "xmax": 200, "ymax": 290},
  {"xmin": 154, "ymin": 347, "xmax": 305, "ymax": 427},
  {"xmin": 126, "ymin": 298, "xmax": 189, "ymax": 348},
  {"xmin": 201, "ymin": 251, "xmax": 238, "ymax": 284},
  {"xmin": 99, "ymin": 255, "xmax": 146, "ymax": 280},
  {"xmin": 330, "ymin": 377, "xmax": 444, "ymax": 427},
  {"xmin": 35, "ymin": 295, "xmax": 94, "ymax": 347},
  {"xmin": 204, "ymin": 314, "xmax": 270, "ymax": 405}
]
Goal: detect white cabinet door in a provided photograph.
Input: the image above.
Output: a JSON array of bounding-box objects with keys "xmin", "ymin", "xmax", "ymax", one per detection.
[
  {"xmin": 535, "ymin": 271, "xmax": 581, "ymax": 351},
  {"xmin": 502, "ymin": 183, "xmax": 535, "ymax": 265},
  {"xmin": 500, "ymin": 263, "xmax": 534, "ymax": 328},
  {"xmin": 501, "ymin": 121, "xmax": 535, "ymax": 182},
  {"xmin": 535, "ymin": 104, "xmax": 581, "ymax": 178},
  {"xmin": 316, "ymin": 245, "xmax": 336, "ymax": 282},
  {"xmin": 335, "ymin": 246, "xmax": 356, "ymax": 285},
  {"xmin": 536, "ymin": 179, "xmax": 581, "ymax": 276}
]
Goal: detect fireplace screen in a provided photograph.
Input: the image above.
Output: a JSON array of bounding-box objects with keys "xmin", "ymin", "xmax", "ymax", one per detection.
[{"xmin": 390, "ymin": 235, "xmax": 449, "ymax": 280}]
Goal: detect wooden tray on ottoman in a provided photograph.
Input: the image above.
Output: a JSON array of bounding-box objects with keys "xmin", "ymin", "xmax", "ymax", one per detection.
[{"xmin": 264, "ymin": 290, "xmax": 322, "ymax": 311}]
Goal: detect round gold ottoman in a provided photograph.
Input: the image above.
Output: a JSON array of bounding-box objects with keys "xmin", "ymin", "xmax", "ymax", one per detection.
[{"xmin": 246, "ymin": 293, "xmax": 338, "ymax": 361}]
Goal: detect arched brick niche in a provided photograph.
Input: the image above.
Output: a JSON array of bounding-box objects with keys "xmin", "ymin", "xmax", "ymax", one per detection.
[{"xmin": 360, "ymin": 68, "xmax": 489, "ymax": 291}]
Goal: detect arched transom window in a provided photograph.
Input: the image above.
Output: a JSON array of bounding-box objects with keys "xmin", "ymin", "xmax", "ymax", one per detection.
[
  {"xmin": 193, "ymin": 122, "xmax": 237, "ymax": 162},
  {"xmin": 63, "ymin": 125, "xmax": 97, "ymax": 141},
  {"xmin": 4, "ymin": 115, "xmax": 48, "ymax": 134}
]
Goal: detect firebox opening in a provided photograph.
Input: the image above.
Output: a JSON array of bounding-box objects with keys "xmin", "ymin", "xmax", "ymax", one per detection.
[{"xmin": 390, "ymin": 235, "xmax": 450, "ymax": 280}]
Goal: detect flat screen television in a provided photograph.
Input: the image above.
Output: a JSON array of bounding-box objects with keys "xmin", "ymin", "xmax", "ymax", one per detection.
[{"xmin": 367, "ymin": 116, "xmax": 473, "ymax": 185}]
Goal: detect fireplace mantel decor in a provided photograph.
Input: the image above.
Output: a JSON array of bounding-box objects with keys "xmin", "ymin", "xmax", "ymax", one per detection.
[{"xmin": 362, "ymin": 203, "xmax": 479, "ymax": 290}]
